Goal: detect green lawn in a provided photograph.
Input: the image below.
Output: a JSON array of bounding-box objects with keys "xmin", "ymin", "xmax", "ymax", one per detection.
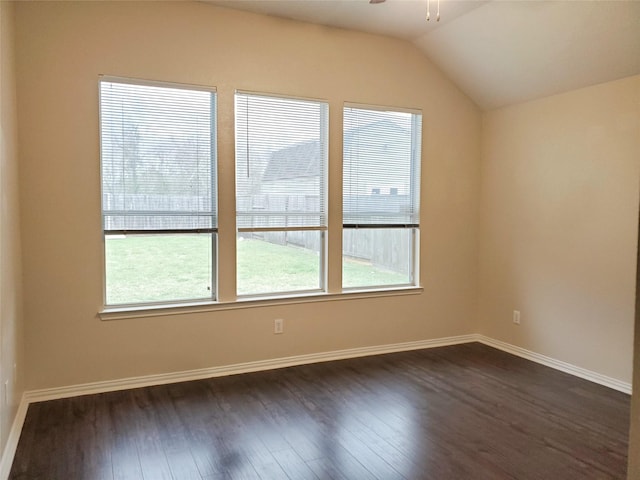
[
  {"xmin": 105, "ymin": 234, "xmax": 212, "ymax": 305},
  {"xmin": 236, "ymin": 237, "xmax": 320, "ymax": 295},
  {"xmin": 105, "ymin": 235, "xmax": 408, "ymax": 305}
]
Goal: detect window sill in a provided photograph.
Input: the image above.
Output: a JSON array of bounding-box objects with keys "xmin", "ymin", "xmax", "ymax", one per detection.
[{"xmin": 98, "ymin": 286, "xmax": 423, "ymax": 321}]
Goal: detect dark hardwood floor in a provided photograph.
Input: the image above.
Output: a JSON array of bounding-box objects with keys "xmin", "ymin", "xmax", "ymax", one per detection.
[{"xmin": 9, "ymin": 343, "xmax": 630, "ymax": 479}]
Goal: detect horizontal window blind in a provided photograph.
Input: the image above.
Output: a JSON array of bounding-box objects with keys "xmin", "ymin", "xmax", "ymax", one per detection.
[
  {"xmin": 343, "ymin": 106, "xmax": 421, "ymax": 227},
  {"xmin": 100, "ymin": 79, "xmax": 217, "ymax": 233},
  {"xmin": 235, "ymin": 92, "xmax": 328, "ymax": 230}
]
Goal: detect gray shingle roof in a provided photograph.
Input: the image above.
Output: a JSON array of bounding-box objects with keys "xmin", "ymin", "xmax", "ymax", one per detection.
[{"xmin": 263, "ymin": 119, "xmax": 406, "ymax": 182}]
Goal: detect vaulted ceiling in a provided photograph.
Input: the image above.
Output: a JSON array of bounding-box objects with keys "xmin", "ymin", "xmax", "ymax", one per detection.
[{"xmin": 208, "ymin": 0, "xmax": 640, "ymax": 110}]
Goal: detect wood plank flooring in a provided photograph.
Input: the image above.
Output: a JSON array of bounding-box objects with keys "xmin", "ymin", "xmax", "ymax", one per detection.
[{"xmin": 9, "ymin": 343, "xmax": 630, "ymax": 479}]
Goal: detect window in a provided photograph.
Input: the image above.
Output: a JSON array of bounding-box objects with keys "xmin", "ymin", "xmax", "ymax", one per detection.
[
  {"xmin": 100, "ymin": 78, "xmax": 217, "ymax": 306},
  {"xmin": 235, "ymin": 92, "xmax": 328, "ymax": 297},
  {"xmin": 342, "ymin": 104, "xmax": 421, "ymax": 289},
  {"xmin": 98, "ymin": 80, "xmax": 421, "ymax": 314}
]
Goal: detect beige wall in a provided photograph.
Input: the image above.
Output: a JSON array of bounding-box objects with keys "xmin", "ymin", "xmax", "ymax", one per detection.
[
  {"xmin": 14, "ymin": 1, "xmax": 481, "ymax": 390},
  {"xmin": 478, "ymin": 75, "xmax": 640, "ymax": 383},
  {"xmin": 0, "ymin": 0, "xmax": 24, "ymax": 454}
]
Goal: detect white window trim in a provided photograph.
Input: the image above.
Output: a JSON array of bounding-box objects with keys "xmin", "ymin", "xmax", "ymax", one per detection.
[
  {"xmin": 234, "ymin": 90, "xmax": 329, "ymax": 297},
  {"xmin": 100, "ymin": 75, "xmax": 217, "ymax": 94},
  {"xmin": 99, "ymin": 76, "xmax": 218, "ymax": 307},
  {"xmin": 97, "ymin": 78, "xmax": 425, "ymax": 317},
  {"xmin": 98, "ymin": 286, "xmax": 423, "ymax": 321},
  {"xmin": 343, "ymin": 101, "xmax": 422, "ymax": 116},
  {"xmin": 342, "ymin": 102, "xmax": 422, "ymax": 291}
]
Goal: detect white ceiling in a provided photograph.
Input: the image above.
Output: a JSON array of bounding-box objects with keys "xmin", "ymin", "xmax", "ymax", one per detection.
[{"xmin": 208, "ymin": 0, "xmax": 640, "ymax": 110}]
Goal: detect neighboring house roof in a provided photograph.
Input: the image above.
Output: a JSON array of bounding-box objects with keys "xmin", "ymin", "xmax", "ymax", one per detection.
[
  {"xmin": 263, "ymin": 119, "xmax": 407, "ymax": 182},
  {"xmin": 263, "ymin": 140, "xmax": 320, "ymax": 182}
]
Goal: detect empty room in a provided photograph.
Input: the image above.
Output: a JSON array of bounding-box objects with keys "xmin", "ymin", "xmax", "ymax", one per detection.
[{"xmin": 0, "ymin": 0, "xmax": 639, "ymax": 478}]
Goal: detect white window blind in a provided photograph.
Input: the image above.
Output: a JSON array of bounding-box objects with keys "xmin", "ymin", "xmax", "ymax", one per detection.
[
  {"xmin": 343, "ymin": 105, "xmax": 421, "ymax": 227},
  {"xmin": 235, "ymin": 92, "xmax": 328, "ymax": 231},
  {"xmin": 100, "ymin": 78, "xmax": 217, "ymax": 233}
]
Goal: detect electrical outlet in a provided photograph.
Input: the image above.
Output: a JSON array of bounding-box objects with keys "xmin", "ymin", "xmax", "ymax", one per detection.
[
  {"xmin": 274, "ymin": 318, "xmax": 284, "ymax": 334},
  {"xmin": 3, "ymin": 380, "xmax": 8, "ymax": 406},
  {"xmin": 513, "ymin": 310, "xmax": 521, "ymax": 325}
]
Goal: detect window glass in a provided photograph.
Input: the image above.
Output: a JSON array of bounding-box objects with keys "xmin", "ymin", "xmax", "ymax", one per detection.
[
  {"xmin": 100, "ymin": 78, "xmax": 217, "ymax": 306},
  {"xmin": 342, "ymin": 228, "xmax": 415, "ymax": 289},
  {"xmin": 237, "ymin": 231, "xmax": 322, "ymax": 296},
  {"xmin": 105, "ymin": 234, "xmax": 214, "ymax": 305},
  {"xmin": 342, "ymin": 105, "xmax": 422, "ymax": 290},
  {"xmin": 235, "ymin": 92, "xmax": 328, "ymax": 296}
]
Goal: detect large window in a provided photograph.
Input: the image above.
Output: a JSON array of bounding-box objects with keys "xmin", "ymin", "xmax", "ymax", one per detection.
[
  {"xmin": 100, "ymin": 78, "xmax": 217, "ymax": 306},
  {"xmin": 342, "ymin": 104, "xmax": 422, "ymax": 289},
  {"xmin": 235, "ymin": 92, "xmax": 328, "ymax": 297},
  {"xmin": 99, "ymin": 79, "xmax": 422, "ymax": 311}
]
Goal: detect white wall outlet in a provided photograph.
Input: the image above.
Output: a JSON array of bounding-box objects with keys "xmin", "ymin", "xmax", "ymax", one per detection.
[
  {"xmin": 513, "ymin": 310, "xmax": 521, "ymax": 325},
  {"xmin": 3, "ymin": 380, "xmax": 8, "ymax": 406},
  {"xmin": 274, "ymin": 318, "xmax": 284, "ymax": 334}
]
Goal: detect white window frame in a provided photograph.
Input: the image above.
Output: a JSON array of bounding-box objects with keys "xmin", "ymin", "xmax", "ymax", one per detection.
[
  {"xmin": 234, "ymin": 90, "xmax": 329, "ymax": 299},
  {"xmin": 98, "ymin": 85, "xmax": 426, "ymax": 319},
  {"xmin": 342, "ymin": 102, "xmax": 422, "ymax": 291},
  {"xmin": 99, "ymin": 76, "xmax": 218, "ymax": 308}
]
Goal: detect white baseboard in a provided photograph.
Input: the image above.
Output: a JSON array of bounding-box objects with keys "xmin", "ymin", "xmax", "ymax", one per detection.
[
  {"xmin": 476, "ymin": 335, "xmax": 632, "ymax": 394},
  {"xmin": 0, "ymin": 333, "xmax": 631, "ymax": 479},
  {"xmin": 24, "ymin": 334, "xmax": 477, "ymax": 404},
  {"xmin": 0, "ymin": 394, "xmax": 28, "ymax": 480}
]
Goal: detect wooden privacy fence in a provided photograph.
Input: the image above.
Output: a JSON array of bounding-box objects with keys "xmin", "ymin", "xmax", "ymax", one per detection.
[
  {"xmin": 239, "ymin": 194, "xmax": 411, "ymax": 275},
  {"xmin": 342, "ymin": 228, "xmax": 411, "ymax": 275},
  {"xmin": 102, "ymin": 193, "xmax": 213, "ymax": 230},
  {"xmin": 104, "ymin": 193, "xmax": 411, "ymax": 274}
]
